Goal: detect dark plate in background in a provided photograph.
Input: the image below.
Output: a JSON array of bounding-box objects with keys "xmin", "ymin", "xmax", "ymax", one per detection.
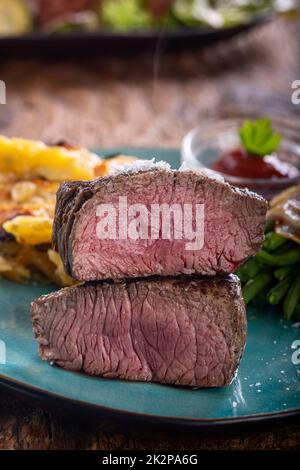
[{"xmin": 0, "ymin": 15, "xmax": 270, "ymax": 58}]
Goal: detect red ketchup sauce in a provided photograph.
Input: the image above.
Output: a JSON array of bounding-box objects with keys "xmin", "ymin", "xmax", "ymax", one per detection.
[{"xmin": 212, "ymin": 148, "xmax": 299, "ymax": 179}]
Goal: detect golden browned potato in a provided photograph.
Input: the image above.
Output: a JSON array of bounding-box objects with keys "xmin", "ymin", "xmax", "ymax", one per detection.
[
  {"xmin": 0, "ymin": 135, "xmax": 138, "ymax": 286},
  {"xmin": 0, "ymin": 136, "xmax": 100, "ymax": 181},
  {"xmin": 3, "ymin": 216, "xmax": 53, "ymax": 245}
]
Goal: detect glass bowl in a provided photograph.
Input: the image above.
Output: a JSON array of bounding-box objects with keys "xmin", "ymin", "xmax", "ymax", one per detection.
[{"xmin": 181, "ymin": 118, "xmax": 300, "ymax": 200}]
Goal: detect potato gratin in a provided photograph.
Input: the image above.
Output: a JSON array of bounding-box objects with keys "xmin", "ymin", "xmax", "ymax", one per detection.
[{"xmin": 0, "ymin": 135, "xmax": 136, "ymax": 286}]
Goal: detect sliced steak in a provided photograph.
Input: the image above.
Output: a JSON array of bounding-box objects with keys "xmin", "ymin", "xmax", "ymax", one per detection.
[
  {"xmin": 31, "ymin": 274, "xmax": 246, "ymax": 387},
  {"xmin": 53, "ymin": 167, "xmax": 267, "ymax": 281}
]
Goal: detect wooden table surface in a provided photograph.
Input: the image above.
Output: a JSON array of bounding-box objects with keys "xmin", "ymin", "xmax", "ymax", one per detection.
[{"xmin": 0, "ymin": 17, "xmax": 300, "ymax": 450}]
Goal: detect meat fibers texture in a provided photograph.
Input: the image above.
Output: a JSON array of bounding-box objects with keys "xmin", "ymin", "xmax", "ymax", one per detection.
[
  {"xmin": 31, "ymin": 275, "xmax": 247, "ymax": 388},
  {"xmin": 53, "ymin": 168, "xmax": 267, "ymax": 281}
]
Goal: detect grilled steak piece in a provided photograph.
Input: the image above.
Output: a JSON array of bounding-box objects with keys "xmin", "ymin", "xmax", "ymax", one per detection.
[
  {"xmin": 53, "ymin": 167, "xmax": 267, "ymax": 281},
  {"xmin": 31, "ymin": 275, "xmax": 246, "ymax": 387}
]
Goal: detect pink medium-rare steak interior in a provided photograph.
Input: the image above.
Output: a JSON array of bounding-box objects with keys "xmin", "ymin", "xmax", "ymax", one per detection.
[
  {"xmin": 53, "ymin": 168, "xmax": 267, "ymax": 281},
  {"xmin": 31, "ymin": 275, "xmax": 247, "ymax": 387}
]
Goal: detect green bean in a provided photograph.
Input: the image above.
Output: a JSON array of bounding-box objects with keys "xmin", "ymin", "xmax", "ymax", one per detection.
[
  {"xmin": 272, "ymin": 242, "xmax": 294, "ymax": 255},
  {"xmin": 267, "ymin": 276, "xmax": 292, "ymax": 305},
  {"xmin": 256, "ymin": 248, "xmax": 300, "ymax": 267},
  {"xmin": 283, "ymin": 274, "xmax": 300, "ymax": 320},
  {"xmin": 274, "ymin": 266, "xmax": 293, "ymax": 281},
  {"xmin": 242, "ymin": 271, "xmax": 273, "ymax": 305},
  {"xmin": 264, "ymin": 219, "xmax": 275, "ymax": 234},
  {"xmin": 238, "ymin": 258, "xmax": 262, "ymax": 280},
  {"xmin": 235, "ymin": 267, "xmax": 248, "ymax": 283},
  {"xmin": 263, "ymin": 232, "xmax": 287, "ymax": 252}
]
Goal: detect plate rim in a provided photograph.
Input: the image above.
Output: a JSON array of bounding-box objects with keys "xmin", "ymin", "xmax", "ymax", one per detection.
[{"xmin": 1, "ymin": 373, "xmax": 300, "ymax": 429}]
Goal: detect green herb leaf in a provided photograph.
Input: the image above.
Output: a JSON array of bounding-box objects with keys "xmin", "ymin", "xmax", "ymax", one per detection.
[
  {"xmin": 101, "ymin": 0, "xmax": 151, "ymax": 31},
  {"xmin": 239, "ymin": 118, "xmax": 282, "ymax": 157}
]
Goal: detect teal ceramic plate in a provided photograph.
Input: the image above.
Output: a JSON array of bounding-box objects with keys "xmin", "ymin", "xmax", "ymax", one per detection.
[{"xmin": 0, "ymin": 148, "xmax": 299, "ymax": 428}]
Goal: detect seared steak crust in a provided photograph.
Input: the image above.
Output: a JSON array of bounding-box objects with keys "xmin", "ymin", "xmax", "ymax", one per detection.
[{"xmin": 31, "ymin": 274, "xmax": 247, "ymax": 388}]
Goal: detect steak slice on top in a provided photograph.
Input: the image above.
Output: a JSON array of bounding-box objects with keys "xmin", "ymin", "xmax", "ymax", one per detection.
[
  {"xmin": 31, "ymin": 274, "xmax": 247, "ymax": 388},
  {"xmin": 53, "ymin": 167, "xmax": 267, "ymax": 281}
]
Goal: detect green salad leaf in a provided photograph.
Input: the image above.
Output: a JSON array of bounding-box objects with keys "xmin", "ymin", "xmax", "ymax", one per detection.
[
  {"xmin": 101, "ymin": 0, "xmax": 151, "ymax": 30},
  {"xmin": 173, "ymin": 0, "xmax": 279, "ymax": 29},
  {"xmin": 239, "ymin": 118, "xmax": 282, "ymax": 157}
]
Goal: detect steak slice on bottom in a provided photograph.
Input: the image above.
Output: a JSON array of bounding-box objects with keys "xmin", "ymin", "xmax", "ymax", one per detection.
[{"xmin": 31, "ymin": 275, "xmax": 246, "ymax": 387}]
